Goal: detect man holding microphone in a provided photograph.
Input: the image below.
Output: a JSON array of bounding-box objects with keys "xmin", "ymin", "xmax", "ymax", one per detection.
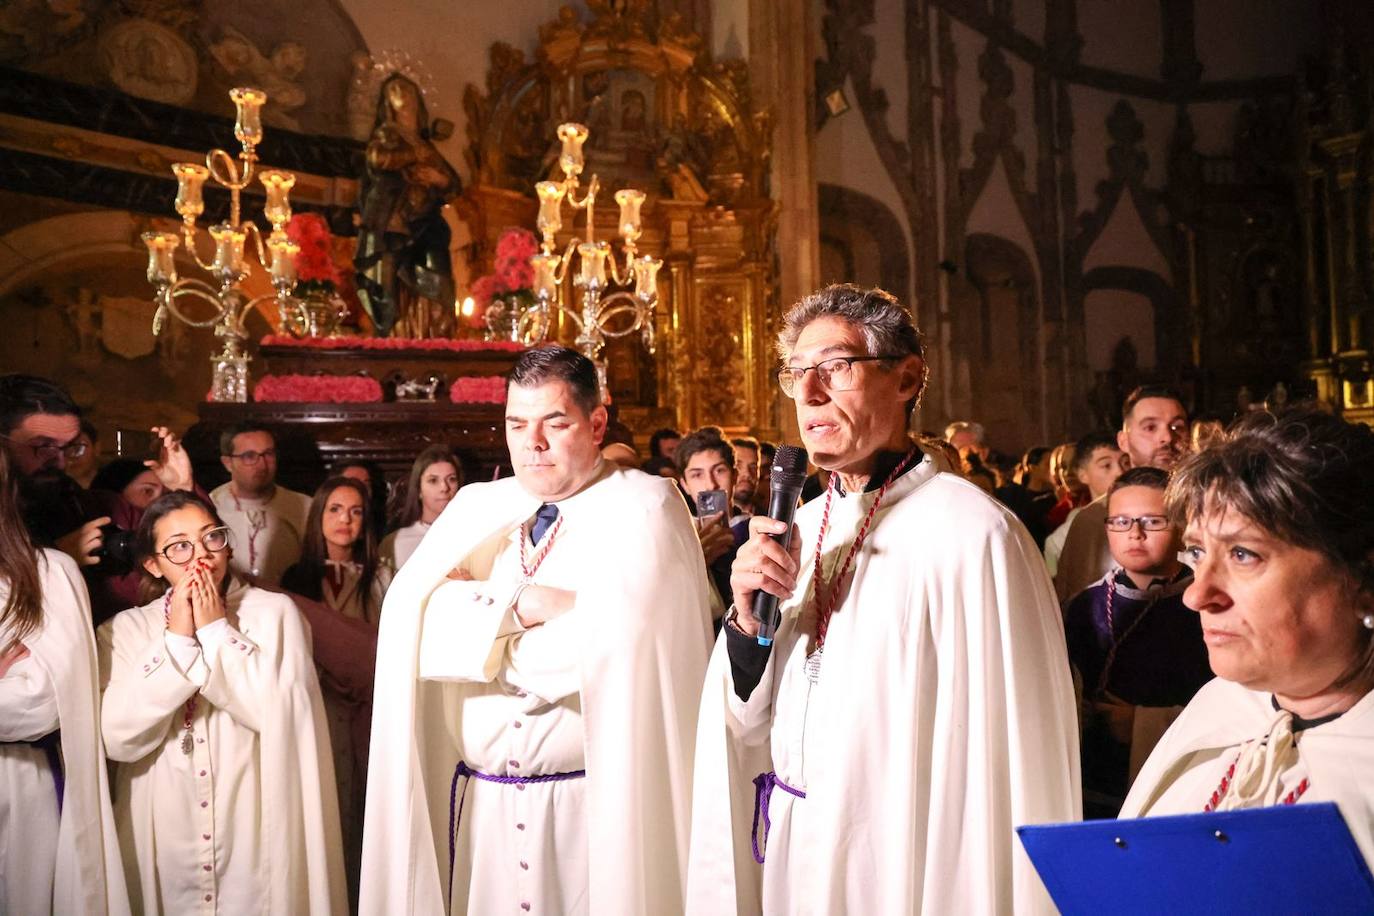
[{"xmin": 687, "ymin": 284, "xmax": 1080, "ymax": 914}]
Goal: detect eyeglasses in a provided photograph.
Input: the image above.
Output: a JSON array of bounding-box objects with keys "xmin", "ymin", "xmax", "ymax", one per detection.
[
  {"xmin": 777, "ymin": 355, "xmax": 901, "ymax": 398},
  {"xmin": 1104, "ymin": 515, "xmax": 1171, "ymax": 533},
  {"xmin": 228, "ymin": 448, "xmax": 277, "ymax": 464},
  {"xmin": 158, "ymin": 526, "xmax": 233, "ymax": 565},
  {"xmin": 0, "ymin": 433, "xmax": 89, "ymax": 463}
]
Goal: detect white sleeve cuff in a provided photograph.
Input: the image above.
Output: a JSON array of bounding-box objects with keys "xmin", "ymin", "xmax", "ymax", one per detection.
[
  {"xmin": 163, "ymin": 629, "xmax": 202, "ymax": 675},
  {"xmin": 195, "ymin": 618, "xmax": 232, "ymax": 664}
]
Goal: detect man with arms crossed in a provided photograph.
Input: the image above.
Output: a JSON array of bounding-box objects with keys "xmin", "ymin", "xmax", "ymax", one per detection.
[
  {"xmin": 687, "ymin": 284, "xmax": 1079, "ymax": 914},
  {"xmin": 362, "ymin": 346, "xmax": 712, "ymax": 915}
]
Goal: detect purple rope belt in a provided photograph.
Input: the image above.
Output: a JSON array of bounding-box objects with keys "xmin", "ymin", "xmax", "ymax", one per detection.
[
  {"xmin": 752, "ymin": 771, "xmax": 806, "ymax": 864},
  {"xmin": 447, "ymin": 760, "xmax": 585, "ymax": 911}
]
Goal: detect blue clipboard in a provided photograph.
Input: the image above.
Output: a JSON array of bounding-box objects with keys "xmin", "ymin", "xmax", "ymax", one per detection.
[{"xmin": 1018, "ymin": 803, "xmax": 1374, "ymax": 915}]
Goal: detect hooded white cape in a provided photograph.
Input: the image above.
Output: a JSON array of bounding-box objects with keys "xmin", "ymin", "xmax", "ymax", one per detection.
[
  {"xmin": 1, "ymin": 550, "xmax": 130, "ymax": 915},
  {"xmin": 1121, "ymin": 677, "xmax": 1374, "ymax": 865},
  {"xmin": 360, "ymin": 462, "xmax": 712, "ymax": 915},
  {"xmin": 687, "ymin": 455, "xmax": 1081, "ymax": 914}
]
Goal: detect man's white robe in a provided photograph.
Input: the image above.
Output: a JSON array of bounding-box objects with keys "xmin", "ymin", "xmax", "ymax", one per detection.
[
  {"xmin": 687, "ymin": 454, "xmax": 1081, "ymax": 914},
  {"xmin": 360, "ymin": 461, "xmax": 713, "ymax": 915},
  {"xmin": 210, "ymin": 484, "xmax": 312, "ymax": 587},
  {"xmin": 0, "ymin": 550, "xmax": 129, "ymax": 915},
  {"xmin": 98, "ymin": 583, "xmax": 346, "ymax": 915},
  {"xmin": 1121, "ymin": 678, "xmax": 1374, "ymax": 865}
]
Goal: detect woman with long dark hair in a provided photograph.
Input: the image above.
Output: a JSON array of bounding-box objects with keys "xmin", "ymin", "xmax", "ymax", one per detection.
[
  {"xmin": 283, "ymin": 476, "xmax": 391, "ymax": 624},
  {"xmin": 281, "ymin": 476, "xmax": 391, "ymax": 901},
  {"xmin": 0, "ymin": 447, "xmax": 128, "ymax": 914},
  {"xmin": 97, "ymin": 491, "xmax": 345, "ymax": 914},
  {"xmin": 379, "ymin": 445, "xmax": 462, "ymax": 570}
]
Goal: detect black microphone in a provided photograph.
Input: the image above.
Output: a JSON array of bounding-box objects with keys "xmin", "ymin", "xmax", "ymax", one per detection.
[{"xmin": 751, "ymin": 444, "xmax": 809, "ymax": 646}]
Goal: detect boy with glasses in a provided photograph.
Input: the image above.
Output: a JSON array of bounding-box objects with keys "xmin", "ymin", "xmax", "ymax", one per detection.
[
  {"xmin": 209, "ymin": 424, "xmax": 311, "ymax": 586},
  {"xmin": 1063, "ymin": 466, "xmax": 1212, "ymax": 817}
]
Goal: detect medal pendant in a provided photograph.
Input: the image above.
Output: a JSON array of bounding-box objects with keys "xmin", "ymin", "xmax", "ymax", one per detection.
[
  {"xmin": 804, "ymin": 645, "xmax": 824, "ymax": 684},
  {"xmin": 181, "ymin": 730, "xmax": 194, "ymax": 755}
]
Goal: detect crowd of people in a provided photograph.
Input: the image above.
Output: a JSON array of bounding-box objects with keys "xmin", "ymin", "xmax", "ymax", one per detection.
[{"xmin": 1, "ymin": 281, "xmax": 1372, "ymax": 915}]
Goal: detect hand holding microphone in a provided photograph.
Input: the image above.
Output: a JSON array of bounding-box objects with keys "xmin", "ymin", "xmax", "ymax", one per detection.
[{"xmin": 729, "ymin": 445, "xmax": 808, "ymax": 646}]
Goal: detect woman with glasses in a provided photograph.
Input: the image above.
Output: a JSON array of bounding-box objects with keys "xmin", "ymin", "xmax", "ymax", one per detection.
[
  {"xmin": 96, "ymin": 492, "xmax": 345, "ymax": 915},
  {"xmin": 0, "ymin": 447, "xmax": 129, "ymax": 914},
  {"xmin": 1063, "ymin": 467, "xmax": 1212, "ymax": 817},
  {"xmin": 283, "ymin": 477, "xmax": 392, "ymax": 905},
  {"xmin": 1121, "ymin": 407, "xmax": 1374, "ymax": 866},
  {"xmin": 379, "ymin": 445, "xmax": 463, "ymax": 570}
]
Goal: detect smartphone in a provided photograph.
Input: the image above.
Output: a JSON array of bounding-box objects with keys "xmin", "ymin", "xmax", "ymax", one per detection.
[
  {"xmin": 695, "ymin": 488, "xmax": 728, "ymax": 522},
  {"xmin": 115, "ymin": 428, "xmax": 161, "ymax": 462}
]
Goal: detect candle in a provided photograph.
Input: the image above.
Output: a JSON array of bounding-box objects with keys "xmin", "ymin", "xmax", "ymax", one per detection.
[
  {"xmin": 229, "ymin": 87, "xmax": 267, "ymax": 148},
  {"xmin": 632, "ymin": 255, "xmax": 662, "ymax": 301},
  {"xmin": 209, "ymin": 223, "xmax": 248, "ymax": 279},
  {"xmin": 258, "ymin": 170, "xmax": 296, "ymax": 230},
  {"xmin": 577, "ymin": 241, "xmax": 608, "ymax": 288},
  {"xmin": 557, "ymin": 122, "xmax": 589, "ymax": 178},
  {"xmin": 615, "ymin": 188, "xmax": 645, "ymax": 241},
  {"xmin": 536, "ymin": 181, "xmax": 566, "ymax": 241},
  {"xmin": 267, "ymin": 234, "xmax": 298, "ymax": 287},
  {"xmin": 141, "ymin": 231, "xmax": 180, "ymax": 285},
  {"xmin": 532, "ymin": 252, "xmax": 561, "ymax": 298},
  {"xmin": 172, "ymin": 163, "xmax": 209, "ymax": 220}
]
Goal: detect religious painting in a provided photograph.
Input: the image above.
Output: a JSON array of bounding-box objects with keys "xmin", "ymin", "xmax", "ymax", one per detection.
[{"xmin": 580, "ymin": 68, "xmax": 660, "ymax": 190}]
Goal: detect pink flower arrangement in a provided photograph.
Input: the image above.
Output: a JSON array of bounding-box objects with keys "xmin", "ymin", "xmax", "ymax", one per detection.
[
  {"xmin": 449, "ymin": 376, "xmax": 507, "ymax": 404},
  {"xmin": 260, "ymin": 334, "xmax": 525, "ymax": 352},
  {"xmin": 468, "ymin": 227, "xmax": 540, "ymax": 329},
  {"xmin": 253, "ymin": 373, "xmax": 383, "ymax": 403},
  {"xmin": 285, "ymin": 213, "xmax": 342, "ymax": 292}
]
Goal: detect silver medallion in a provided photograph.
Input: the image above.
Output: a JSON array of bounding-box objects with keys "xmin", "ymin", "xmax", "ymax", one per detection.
[
  {"xmin": 181, "ymin": 730, "xmax": 194, "ymax": 755},
  {"xmin": 804, "ymin": 645, "xmax": 824, "ymax": 684}
]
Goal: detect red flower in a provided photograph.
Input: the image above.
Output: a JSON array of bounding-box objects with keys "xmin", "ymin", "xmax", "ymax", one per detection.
[
  {"xmin": 286, "ymin": 213, "xmax": 341, "ymax": 286},
  {"xmin": 259, "ymin": 335, "xmax": 526, "ymax": 353},
  {"xmin": 470, "ymin": 274, "xmax": 503, "ymax": 307},
  {"xmin": 449, "ymin": 375, "xmax": 508, "ymax": 404},
  {"xmin": 253, "ymin": 373, "xmax": 383, "ymax": 403}
]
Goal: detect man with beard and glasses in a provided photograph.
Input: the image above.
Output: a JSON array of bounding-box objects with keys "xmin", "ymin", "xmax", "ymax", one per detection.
[
  {"xmin": 0, "ymin": 374, "xmax": 196, "ymax": 623},
  {"xmin": 1054, "ymin": 385, "xmax": 1189, "ymax": 603}
]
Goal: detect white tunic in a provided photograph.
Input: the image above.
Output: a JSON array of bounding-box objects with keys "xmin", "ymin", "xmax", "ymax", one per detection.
[
  {"xmin": 379, "ymin": 521, "xmax": 430, "ymax": 571},
  {"xmin": 688, "ymin": 452, "xmax": 1082, "ymax": 915},
  {"xmin": 360, "ymin": 462, "xmax": 713, "ymax": 916},
  {"xmin": 1, "ymin": 550, "xmax": 129, "ymax": 916},
  {"xmin": 97, "ymin": 583, "xmax": 346, "ymax": 915},
  {"xmin": 1121, "ymin": 678, "xmax": 1374, "ymax": 866},
  {"xmin": 209, "ymin": 484, "xmax": 312, "ymax": 587}
]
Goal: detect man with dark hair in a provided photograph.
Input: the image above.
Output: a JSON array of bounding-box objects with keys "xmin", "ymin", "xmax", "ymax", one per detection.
[
  {"xmin": 675, "ymin": 426, "xmax": 750, "ymax": 616},
  {"xmin": 0, "ymin": 373, "xmax": 196, "ymax": 620},
  {"xmin": 648, "ymin": 427, "xmax": 682, "ymax": 461},
  {"xmin": 688, "ymin": 284, "xmax": 1076, "ymax": 914},
  {"xmin": 1056, "ymin": 386, "xmax": 1189, "ymax": 601},
  {"xmin": 209, "ymin": 423, "xmax": 311, "ymax": 586},
  {"xmin": 728, "ymin": 435, "xmax": 761, "ymax": 520},
  {"xmin": 363, "ymin": 345, "xmax": 711, "ymax": 914}
]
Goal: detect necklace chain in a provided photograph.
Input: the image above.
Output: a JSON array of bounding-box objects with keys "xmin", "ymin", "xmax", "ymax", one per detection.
[
  {"xmin": 162, "ymin": 591, "xmax": 198, "ymax": 753},
  {"xmin": 519, "ymin": 513, "xmax": 564, "ymax": 581},
  {"xmin": 811, "ymin": 449, "xmax": 918, "ymax": 650}
]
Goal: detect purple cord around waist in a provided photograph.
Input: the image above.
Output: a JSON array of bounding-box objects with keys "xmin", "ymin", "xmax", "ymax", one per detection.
[
  {"xmin": 752, "ymin": 771, "xmax": 806, "ymax": 864},
  {"xmin": 447, "ymin": 761, "xmax": 586, "ymax": 910}
]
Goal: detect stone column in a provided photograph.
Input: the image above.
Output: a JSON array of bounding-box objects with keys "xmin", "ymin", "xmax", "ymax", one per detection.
[{"xmin": 748, "ymin": 0, "xmax": 818, "ymax": 441}]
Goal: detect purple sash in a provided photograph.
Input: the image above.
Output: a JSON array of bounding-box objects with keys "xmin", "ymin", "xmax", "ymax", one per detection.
[
  {"xmin": 752, "ymin": 770, "xmax": 806, "ymax": 864},
  {"xmin": 446, "ymin": 760, "xmax": 586, "ymax": 911}
]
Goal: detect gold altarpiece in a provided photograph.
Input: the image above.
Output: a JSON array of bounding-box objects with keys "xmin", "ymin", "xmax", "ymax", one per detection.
[{"xmin": 459, "ymin": 0, "xmax": 779, "ymax": 437}]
